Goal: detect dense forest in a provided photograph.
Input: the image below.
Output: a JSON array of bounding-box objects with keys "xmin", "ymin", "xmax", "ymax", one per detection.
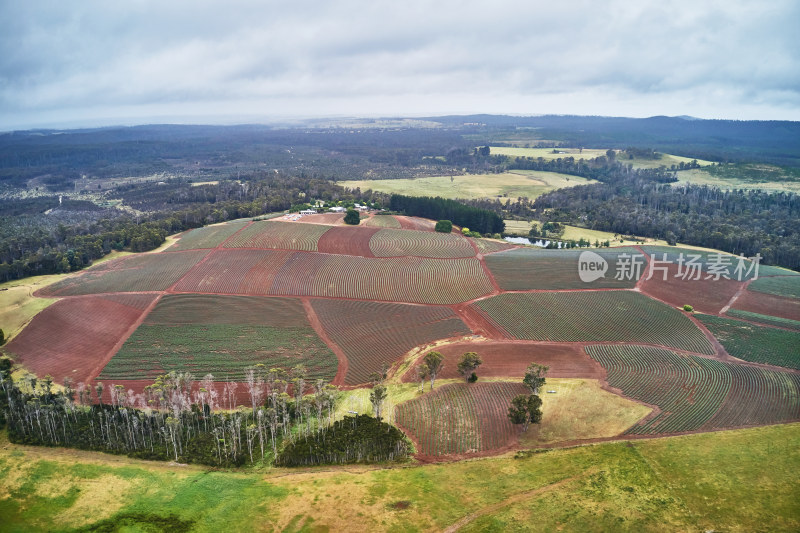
[{"xmin": 389, "ymin": 194, "xmax": 506, "ymax": 234}]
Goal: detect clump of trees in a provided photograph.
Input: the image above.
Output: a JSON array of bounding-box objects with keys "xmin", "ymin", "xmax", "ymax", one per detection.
[
  {"xmin": 457, "ymin": 352, "xmax": 483, "ymax": 383},
  {"xmin": 389, "ymin": 194, "xmax": 505, "ymax": 235},
  {"xmin": 343, "ymin": 209, "xmax": 361, "ymax": 225},
  {"xmin": 434, "ymin": 220, "xmax": 453, "ymax": 233},
  {"xmin": 508, "ymin": 363, "xmax": 548, "ymax": 432},
  {"xmin": 275, "ymin": 415, "xmax": 409, "ymax": 466}
]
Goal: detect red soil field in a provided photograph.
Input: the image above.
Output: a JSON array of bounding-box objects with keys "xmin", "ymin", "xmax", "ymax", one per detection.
[
  {"xmin": 395, "ymin": 216, "xmax": 436, "ymax": 231},
  {"xmin": 731, "ymin": 290, "xmax": 800, "ymax": 322},
  {"xmin": 400, "ymin": 341, "xmax": 604, "ymax": 383},
  {"xmin": 2, "ymin": 294, "xmax": 157, "ymax": 384},
  {"xmin": 639, "ymin": 262, "xmax": 744, "ymax": 314},
  {"xmin": 172, "ymin": 249, "xmax": 292, "ymax": 294},
  {"xmin": 297, "ymin": 213, "xmax": 345, "ymax": 225},
  {"xmin": 316, "ymin": 226, "xmax": 380, "ymax": 257}
]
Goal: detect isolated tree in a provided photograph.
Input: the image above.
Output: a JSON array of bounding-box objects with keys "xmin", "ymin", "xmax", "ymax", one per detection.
[
  {"xmin": 0, "ymin": 328, "xmax": 4, "ymax": 346},
  {"xmin": 508, "ymin": 394, "xmax": 543, "ymax": 432},
  {"xmin": 523, "ymin": 363, "xmax": 549, "ymax": 395},
  {"xmin": 423, "ymin": 351, "xmax": 444, "ymax": 390},
  {"xmin": 435, "ymin": 220, "xmax": 453, "ymax": 233},
  {"xmin": 457, "ymin": 352, "xmax": 482, "ymax": 383},
  {"xmin": 370, "ymin": 384, "xmax": 388, "ymax": 420},
  {"xmin": 415, "ymin": 364, "xmax": 429, "ymax": 393},
  {"xmin": 344, "ymin": 209, "xmax": 360, "ymax": 225}
]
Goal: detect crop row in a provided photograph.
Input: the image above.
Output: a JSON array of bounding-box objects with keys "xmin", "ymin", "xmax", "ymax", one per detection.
[
  {"xmin": 368, "ymin": 228, "xmax": 476, "ymax": 258},
  {"xmin": 363, "ymin": 215, "xmax": 402, "ymax": 228},
  {"xmin": 640, "ymin": 246, "xmax": 757, "ymax": 280},
  {"xmin": 484, "ymin": 247, "xmax": 642, "ymax": 290},
  {"xmin": 472, "ymin": 291, "xmax": 714, "ymax": 354},
  {"xmin": 469, "ymin": 237, "xmax": 516, "ymax": 255},
  {"xmin": 169, "ymin": 220, "xmax": 250, "ymax": 251},
  {"xmin": 172, "ymin": 249, "xmax": 292, "ymax": 295},
  {"xmin": 39, "ymin": 250, "xmax": 209, "ymax": 296},
  {"xmin": 311, "ymin": 299, "xmax": 471, "ymax": 385},
  {"xmin": 586, "ymin": 345, "xmax": 730, "ymax": 434},
  {"xmin": 725, "ymin": 309, "xmax": 800, "ymax": 332},
  {"xmin": 747, "ymin": 275, "xmax": 800, "ymax": 299},
  {"xmin": 697, "ymin": 314, "xmax": 800, "ymax": 370},
  {"xmin": 144, "ymin": 294, "xmax": 311, "ymax": 328},
  {"xmin": 223, "ymin": 220, "xmax": 331, "ymax": 251},
  {"xmin": 101, "ymin": 324, "xmax": 338, "ymax": 382},
  {"xmin": 2, "ymin": 295, "xmax": 156, "ymax": 383},
  {"xmin": 586, "ymin": 345, "xmax": 800, "ymax": 434},
  {"xmin": 394, "ymin": 382, "xmax": 528, "ymax": 456}
]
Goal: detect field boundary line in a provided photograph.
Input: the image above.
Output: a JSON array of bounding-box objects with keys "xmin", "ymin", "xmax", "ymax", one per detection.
[
  {"xmin": 443, "ymin": 469, "xmax": 597, "ymax": 533},
  {"xmin": 163, "ymin": 249, "xmax": 214, "ymax": 293},
  {"xmin": 84, "ymin": 293, "xmax": 163, "ymax": 385},
  {"xmin": 302, "ymin": 298, "xmax": 349, "ymax": 386},
  {"xmin": 720, "ymin": 278, "xmax": 753, "ymax": 315}
]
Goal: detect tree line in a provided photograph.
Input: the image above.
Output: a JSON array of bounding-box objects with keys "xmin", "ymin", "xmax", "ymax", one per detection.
[
  {"xmin": 388, "ymin": 194, "xmax": 505, "ymax": 235},
  {"xmin": 0, "ymin": 360, "xmax": 408, "ymax": 467}
]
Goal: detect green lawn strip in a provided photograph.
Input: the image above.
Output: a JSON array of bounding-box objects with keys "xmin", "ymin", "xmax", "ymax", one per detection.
[
  {"xmin": 697, "ymin": 314, "xmax": 800, "ymax": 370},
  {"xmin": 3, "ymin": 425, "xmax": 798, "ymax": 531}
]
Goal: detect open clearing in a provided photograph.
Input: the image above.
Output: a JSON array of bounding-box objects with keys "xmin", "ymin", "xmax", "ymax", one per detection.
[
  {"xmin": 678, "ymin": 163, "xmax": 800, "ymax": 193},
  {"xmin": 489, "ymin": 146, "xmax": 713, "ymax": 169},
  {"xmin": 2, "ymin": 424, "xmax": 798, "ymax": 532},
  {"xmin": 339, "ymin": 170, "xmax": 596, "ymax": 201}
]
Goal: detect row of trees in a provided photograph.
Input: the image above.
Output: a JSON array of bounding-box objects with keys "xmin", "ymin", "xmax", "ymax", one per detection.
[{"xmin": 388, "ymin": 194, "xmax": 505, "ymax": 235}]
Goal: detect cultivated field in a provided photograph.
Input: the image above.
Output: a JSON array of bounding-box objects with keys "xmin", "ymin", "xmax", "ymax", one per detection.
[
  {"xmin": 169, "ymin": 220, "xmax": 250, "ymax": 251},
  {"xmin": 311, "ymin": 299, "xmax": 471, "ymax": 385},
  {"xmin": 471, "ymin": 291, "xmax": 715, "ymax": 354},
  {"xmin": 3, "ymin": 294, "xmax": 158, "ymax": 384},
  {"xmin": 725, "ymin": 309, "xmax": 800, "ymax": 331},
  {"xmin": 696, "ymin": 314, "xmax": 800, "ymax": 370},
  {"xmin": 747, "ymin": 274, "xmax": 800, "ymax": 299},
  {"xmin": 485, "ymin": 247, "xmax": 643, "ymax": 290},
  {"xmin": 731, "ymin": 289, "xmax": 800, "ymax": 322},
  {"xmin": 38, "ymin": 250, "xmax": 209, "ymax": 296},
  {"xmin": 369, "ymin": 228, "xmax": 476, "ymax": 258},
  {"xmin": 224, "ymin": 220, "xmax": 331, "ymax": 251},
  {"xmin": 363, "ymin": 214, "xmax": 403, "ymax": 228},
  {"xmin": 395, "ymin": 381, "xmax": 529, "ymax": 456},
  {"xmin": 101, "ymin": 295, "xmax": 337, "ymax": 381},
  {"xmin": 339, "ymin": 171, "xmax": 596, "ymax": 201},
  {"xmin": 587, "ymin": 345, "xmax": 800, "ymax": 434}
]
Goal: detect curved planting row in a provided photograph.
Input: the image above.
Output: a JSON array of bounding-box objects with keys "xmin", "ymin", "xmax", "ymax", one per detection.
[
  {"xmin": 173, "ymin": 249, "xmax": 292, "ymax": 295},
  {"xmin": 38, "ymin": 250, "xmax": 209, "ymax": 296},
  {"xmin": 703, "ymin": 365, "xmax": 800, "ymax": 429},
  {"xmin": 144, "ymin": 293, "xmax": 310, "ymax": 327},
  {"xmin": 469, "ymin": 237, "xmax": 516, "ymax": 255},
  {"xmin": 369, "ymin": 228, "xmax": 476, "ymax": 258},
  {"xmin": 270, "ymin": 253, "xmax": 494, "ymax": 304},
  {"xmin": 697, "ymin": 314, "xmax": 800, "ymax": 370},
  {"xmin": 2, "ymin": 294, "xmax": 157, "ymax": 383},
  {"xmin": 169, "ymin": 220, "xmax": 250, "ymax": 251},
  {"xmin": 485, "ymin": 247, "xmax": 642, "ymax": 290},
  {"xmin": 364, "ymin": 215, "xmax": 402, "ymax": 228},
  {"xmin": 223, "ymin": 220, "xmax": 331, "ymax": 251},
  {"xmin": 395, "ymin": 216, "xmax": 437, "ymax": 231},
  {"xmin": 100, "ymin": 294, "xmax": 338, "ymax": 382},
  {"xmin": 586, "ymin": 345, "xmax": 731, "ymax": 434},
  {"xmin": 311, "ymin": 299, "xmax": 471, "ymax": 385},
  {"xmin": 472, "ymin": 291, "xmax": 714, "ymax": 354},
  {"xmin": 586, "ymin": 345, "xmax": 800, "ymax": 434},
  {"xmin": 394, "ymin": 382, "xmax": 529, "ymax": 456},
  {"xmin": 316, "ymin": 226, "xmax": 379, "ymax": 257}
]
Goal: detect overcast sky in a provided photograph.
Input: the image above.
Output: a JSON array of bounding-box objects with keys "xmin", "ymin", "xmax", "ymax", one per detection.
[{"xmin": 1, "ymin": 0, "xmax": 798, "ymax": 130}]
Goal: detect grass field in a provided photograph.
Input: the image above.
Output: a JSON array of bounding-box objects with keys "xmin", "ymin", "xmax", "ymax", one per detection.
[
  {"xmin": 678, "ymin": 163, "xmax": 800, "ymax": 193},
  {"xmin": 697, "ymin": 314, "xmax": 800, "ymax": 370},
  {"xmin": 472, "ymin": 291, "xmax": 714, "ymax": 354},
  {"xmin": 502, "ymin": 219, "xmax": 667, "ymax": 246},
  {"xmin": 489, "ymin": 146, "xmax": 713, "ymax": 169},
  {"xmin": 2, "ymin": 424, "xmax": 798, "ymax": 532},
  {"xmin": 0, "ymin": 275, "xmax": 61, "ymax": 342},
  {"xmin": 339, "ymin": 171, "xmax": 596, "ymax": 201}
]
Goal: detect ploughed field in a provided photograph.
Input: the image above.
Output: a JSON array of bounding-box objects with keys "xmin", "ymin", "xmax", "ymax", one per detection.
[{"xmin": 4, "ymin": 215, "xmax": 800, "ymax": 458}]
